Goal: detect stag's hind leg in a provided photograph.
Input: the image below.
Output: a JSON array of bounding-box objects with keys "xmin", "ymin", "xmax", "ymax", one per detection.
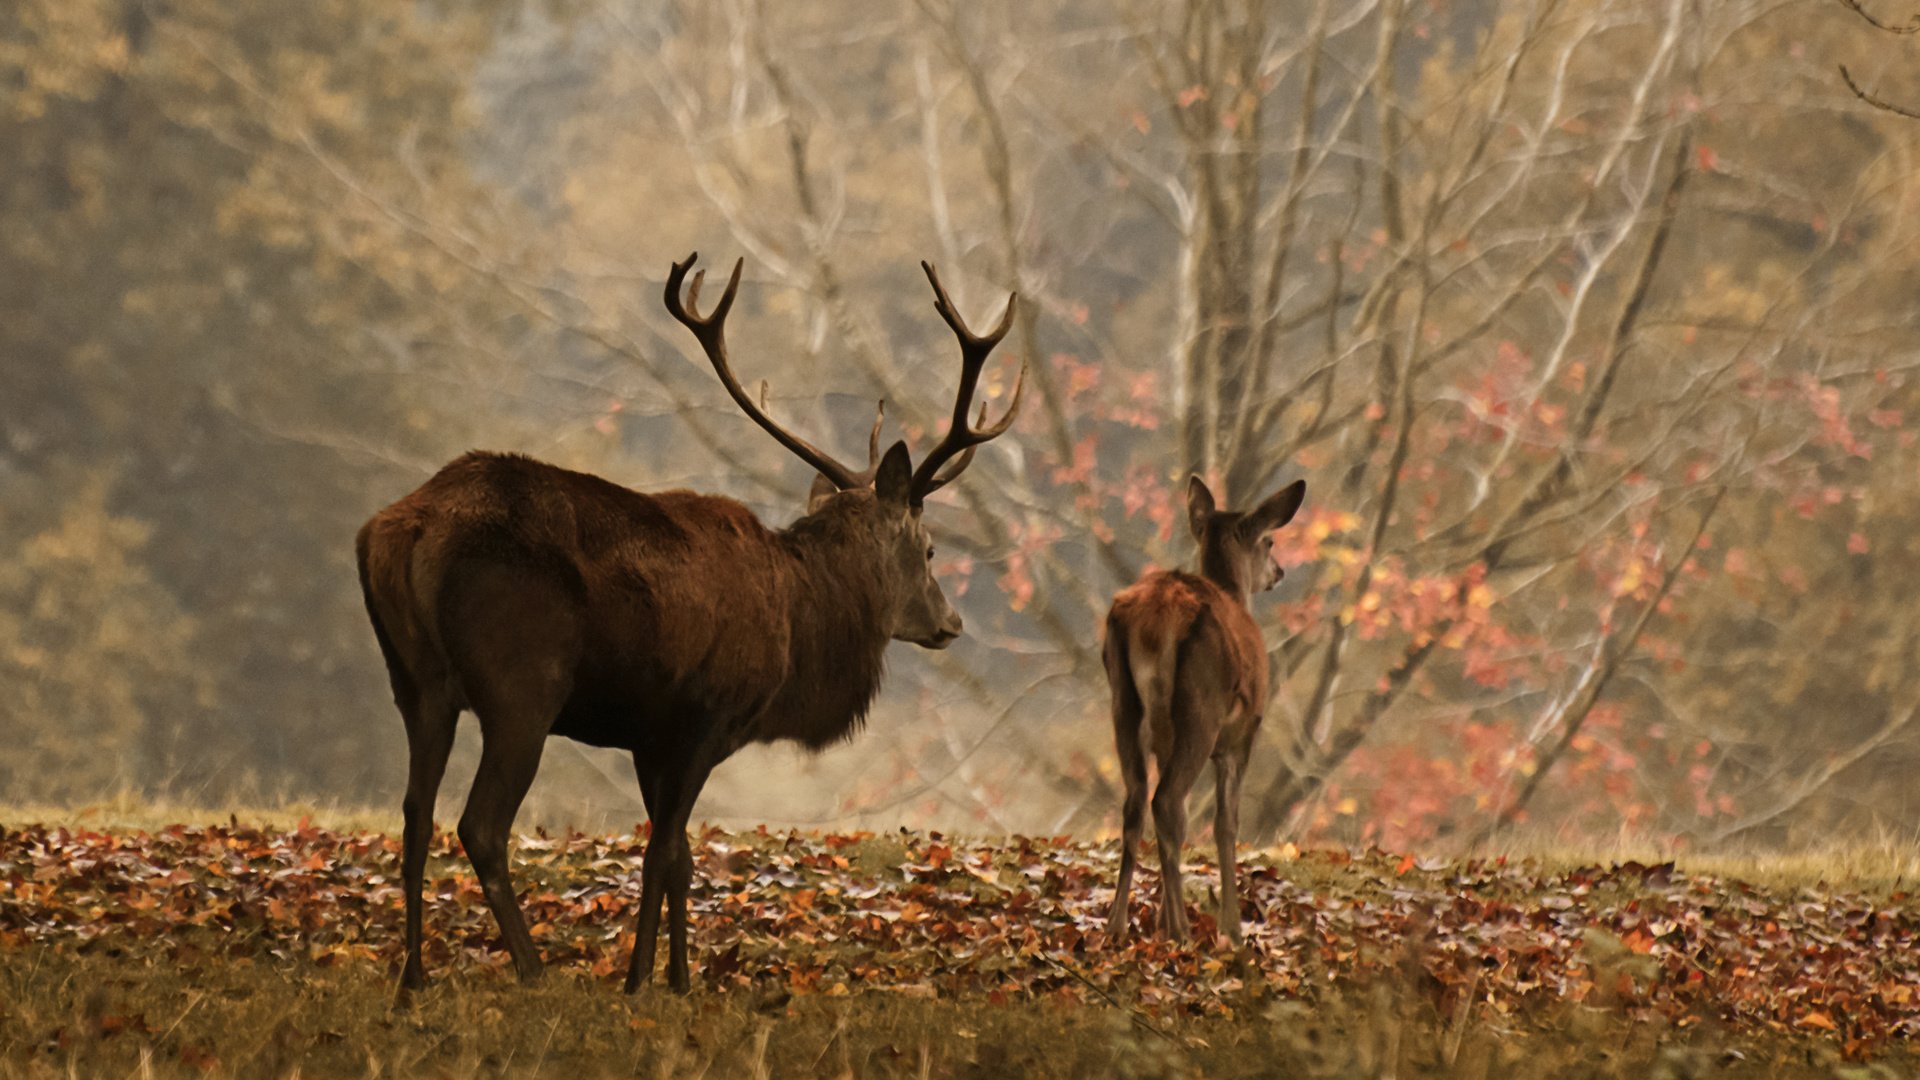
[
  {"xmin": 394, "ymin": 681, "xmax": 458, "ymax": 995},
  {"xmin": 458, "ymin": 708, "xmax": 555, "ymax": 982},
  {"xmin": 445, "ymin": 572, "xmax": 577, "ymax": 983}
]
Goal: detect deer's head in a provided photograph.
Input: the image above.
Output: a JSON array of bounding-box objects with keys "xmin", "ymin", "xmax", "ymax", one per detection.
[
  {"xmin": 666, "ymin": 254, "xmax": 1025, "ymax": 650},
  {"xmin": 1187, "ymin": 476, "xmax": 1308, "ymax": 599}
]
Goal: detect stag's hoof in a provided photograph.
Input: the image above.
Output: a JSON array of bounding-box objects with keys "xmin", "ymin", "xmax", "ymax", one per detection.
[{"xmin": 394, "ymin": 968, "xmax": 427, "ymax": 1007}]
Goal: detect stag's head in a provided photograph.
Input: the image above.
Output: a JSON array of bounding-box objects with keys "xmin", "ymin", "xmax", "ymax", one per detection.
[
  {"xmin": 665, "ymin": 254, "xmax": 1025, "ymax": 650},
  {"xmin": 1187, "ymin": 476, "xmax": 1308, "ymax": 597}
]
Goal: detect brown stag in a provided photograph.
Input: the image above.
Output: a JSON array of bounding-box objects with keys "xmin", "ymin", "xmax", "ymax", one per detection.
[
  {"xmin": 1103, "ymin": 475, "xmax": 1306, "ymax": 945},
  {"xmin": 356, "ymin": 253, "xmax": 1023, "ymax": 995}
]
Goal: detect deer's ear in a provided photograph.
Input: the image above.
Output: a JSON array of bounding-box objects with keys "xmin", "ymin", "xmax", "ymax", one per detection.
[
  {"xmin": 875, "ymin": 441, "xmax": 914, "ymax": 508},
  {"xmin": 807, "ymin": 473, "xmax": 838, "ymax": 513},
  {"xmin": 1186, "ymin": 475, "xmax": 1217, "ymax": 539},
  {"xmin": 1248, "ymin": 479, "xmax": 1307, "ymax": 533}
]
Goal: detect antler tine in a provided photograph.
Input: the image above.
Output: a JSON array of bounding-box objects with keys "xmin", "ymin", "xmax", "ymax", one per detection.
[
  {"xmin": 867, "ymin": 400, "xmax": 887, "ymax": 470},
  {"xmin": 918, "ymin": 400, "xmax": 981, "ymax": 497},
  {"xmin": 910, "ymin": 362, "xmax": 1025, "ymax": 501},
  {"xmin": 664, "ymin": 253, "xmax": 864, "ymax": 491},
  {"xmin": 921, "ymin": 261, "xmax": 1016, "ymax": 352},
  {"xmin": 909, "ymin": 260, "xmax": 1024, "ymax": 503}
]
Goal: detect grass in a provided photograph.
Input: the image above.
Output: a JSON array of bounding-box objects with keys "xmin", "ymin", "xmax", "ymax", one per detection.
[
  {"xmin": 4, "ymin": 949, "xmax": 1902, "ymax": 1078},
  {"xmin": 7, "ymin": 808, "xmax": 1920, "ymax": 1077}
]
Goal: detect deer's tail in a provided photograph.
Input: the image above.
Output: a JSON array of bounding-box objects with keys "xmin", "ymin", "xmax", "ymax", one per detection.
[
  {"xmin": 1116, "ymin": 616, "xmax": 1180, "ymax": 767},
  {"xmin": 356, "ymin": 517, "xmax": 414, "ymax": 702}
]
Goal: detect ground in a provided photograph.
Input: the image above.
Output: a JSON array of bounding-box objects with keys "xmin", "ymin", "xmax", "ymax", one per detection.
[{"xmin": 3, "ymin": 814, "xmax": 1918, "ymax": 1077}]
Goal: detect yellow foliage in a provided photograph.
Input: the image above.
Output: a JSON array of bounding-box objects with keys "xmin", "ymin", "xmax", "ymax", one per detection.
[{"xmin": 0, "ymin": 473, "xmax": 211, "ymax": 802}]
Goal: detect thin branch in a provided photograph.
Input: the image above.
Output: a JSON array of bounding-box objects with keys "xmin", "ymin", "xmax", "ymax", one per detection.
[{"xmin": 1840, "ymin": 64, "xmax": 1920, "ymax": 119}]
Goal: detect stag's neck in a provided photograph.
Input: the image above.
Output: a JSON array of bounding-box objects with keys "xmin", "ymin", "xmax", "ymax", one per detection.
[{"xmin": 761, "ymin": 514, "xmax": 893, "ymax": 749}]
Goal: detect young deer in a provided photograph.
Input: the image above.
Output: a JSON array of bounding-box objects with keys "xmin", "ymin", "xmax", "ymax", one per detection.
[{"xmin": 1103, "ymin": 476, "xmax": 1307, "ymax": 945}]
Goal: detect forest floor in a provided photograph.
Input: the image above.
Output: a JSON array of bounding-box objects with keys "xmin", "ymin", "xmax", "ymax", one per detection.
[{"xmin": 3, "ymin": 815, "xmax": 1919, "ymax": 1078}]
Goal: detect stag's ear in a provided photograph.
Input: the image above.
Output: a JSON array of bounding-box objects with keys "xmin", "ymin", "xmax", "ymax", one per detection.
[
  {"xmin": 875, "ymin": 440, "xmax": 914, "ymax": 509},
  {"xmin": 1247, "ymin": 479, "xmax": 1307, "ymax": 534},
  {"xmin": 807, "ymin": 473, "xmax": 838, "ymax": 513},
  {"xmin": 1186, "ymin": 475, "xmax": 1217, "ymax": 539}
]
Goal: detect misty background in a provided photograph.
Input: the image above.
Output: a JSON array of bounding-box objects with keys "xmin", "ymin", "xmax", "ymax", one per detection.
[{"xmin": 5, "ymin": 0, "xmax": 1919, "ymax": 850}]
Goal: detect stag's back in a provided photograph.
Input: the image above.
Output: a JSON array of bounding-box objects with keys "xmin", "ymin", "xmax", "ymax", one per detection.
[{"xmin": 355, "ymin": 451, "xmax": 802, "ymax": 733}]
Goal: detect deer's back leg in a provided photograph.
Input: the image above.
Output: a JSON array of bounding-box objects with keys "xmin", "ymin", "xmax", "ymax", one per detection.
[
  {"xmin": 362, "ymin": 551, "xmax": 460, "ymax": 996},
  {"xmin": 1211, "ymin": 745, "xmax": 1247, "ymax": 946},
  {"xmin": 1104, "ymin": 630, "xmax": 1149, "ymax": 943},
  {"xmin": 395, "ymin": 679, "xmax": 458, "ymax": 995},
  {"xmin": 1154, "ymin": 658, "xmax": 1224, "ymax": 943},
  {"xmin": 442, "ymin": 566, "xmax": 579, "ymax": 983}
]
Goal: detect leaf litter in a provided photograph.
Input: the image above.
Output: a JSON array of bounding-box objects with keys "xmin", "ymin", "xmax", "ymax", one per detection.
[{"xmin": 4, "ymin": 822, "xmax": 1919, "ymax": 1059}]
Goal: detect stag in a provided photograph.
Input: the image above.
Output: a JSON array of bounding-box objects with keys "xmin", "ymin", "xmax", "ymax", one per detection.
[
  {"xmin": 356, "ymin": 254, "xmax": 1022, "ymax": 995},
  {"xmin": 1103, "ymin": 476, "xmax": 1306, "ymax": 945}
]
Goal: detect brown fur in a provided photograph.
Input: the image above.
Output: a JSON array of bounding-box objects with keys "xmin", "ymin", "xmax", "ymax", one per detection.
[
  {"xmin": 357, "ymin": 451, "xmax": 920, "ymax": 996},
  {"xmin": 360, "ymin": 254, "xmax": 1018, "ymax": 1000},
  {"xmin": 1103, "ymin": 477, "xmax": 1306, "ymax": 945},
  {"xmin": 359, "ymin": 452, "xmax": 894, "ymax": 753}
]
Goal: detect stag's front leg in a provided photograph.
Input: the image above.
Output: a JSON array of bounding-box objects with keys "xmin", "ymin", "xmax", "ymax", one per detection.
[
  {"xmin": 625, "ymin": 742, "xmax": 716, "ymax": 994},
  {"xmin": 661, "ymin": 760, "xmax": 715, "ymax": 993},
  {"xmin": 624, "ymin": 768, "xmax": 672, "ymax": 993}
]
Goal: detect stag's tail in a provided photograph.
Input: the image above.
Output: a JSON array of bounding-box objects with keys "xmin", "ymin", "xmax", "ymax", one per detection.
[{"xmin": 356, "ymin": 518, "xmax": 414, "ymax": 701}]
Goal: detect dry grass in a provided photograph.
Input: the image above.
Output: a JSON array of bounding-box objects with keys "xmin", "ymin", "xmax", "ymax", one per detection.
[
  {"xmin": 7, "ymin": 807, "xmax": 1920, "ymax": 1076},
  {"xmin": 2, "ymin": 949, "xmax": 1902, "ymax": 1078},
  {"xmin": 1465, "ymin": 824, "xmax": 1920, "ymax": 895}
]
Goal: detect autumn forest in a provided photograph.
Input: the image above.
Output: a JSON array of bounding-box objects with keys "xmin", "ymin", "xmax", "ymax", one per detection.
[{"xmin": 7, "ymin": 0, "xmax": 1920, "ymax": 1072}]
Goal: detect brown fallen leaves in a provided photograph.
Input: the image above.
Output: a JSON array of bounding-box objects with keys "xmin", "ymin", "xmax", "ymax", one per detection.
[{"xmin": 4, "ymin": 822, "xmax": 1919, "ymax": 1059}]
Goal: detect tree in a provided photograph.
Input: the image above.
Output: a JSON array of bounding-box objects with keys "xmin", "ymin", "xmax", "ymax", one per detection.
[{"xmin": 6, "ymin": 0, "xmax": 1919, "ymax": 847}]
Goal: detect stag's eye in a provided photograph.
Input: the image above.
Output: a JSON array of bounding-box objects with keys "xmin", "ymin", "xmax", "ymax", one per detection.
[{"xmin": 926, "ymin": 545, "xmax": 936, "ymax": 562}]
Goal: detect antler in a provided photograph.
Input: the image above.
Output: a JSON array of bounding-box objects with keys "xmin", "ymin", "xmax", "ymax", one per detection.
[
  {"xmin": 908, "ymin": 262, "xmax": 1025, "ymax": 504},
  {"xmin": 665, "ymin": 253, "xmax": 866, "ymax": 491},
  {"xmin": 834, "ymin": 399, "xmax": 890, "ymax": 487}
]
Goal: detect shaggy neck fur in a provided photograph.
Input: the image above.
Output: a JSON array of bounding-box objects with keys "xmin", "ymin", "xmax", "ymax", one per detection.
[{"xmin": 758, "ymin": 498, "xmax": 894, "ymax": 749}]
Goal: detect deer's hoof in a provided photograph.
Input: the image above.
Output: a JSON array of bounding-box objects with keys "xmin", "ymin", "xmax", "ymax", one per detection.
[{"xmin": 395, "ymin": 963, "xmax": 428, "ymax": 1003}]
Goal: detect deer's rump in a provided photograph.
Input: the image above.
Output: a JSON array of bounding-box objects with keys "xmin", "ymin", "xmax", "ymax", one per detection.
[{"xmin": 1105, "ymin": 571, "xmax": 1267, "ymax": 756}]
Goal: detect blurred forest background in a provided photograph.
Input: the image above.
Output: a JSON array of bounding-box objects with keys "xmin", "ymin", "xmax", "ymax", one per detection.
[{"xmin": 5, "ymin": 0, "xmax": 1920, "ymax": 851}]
